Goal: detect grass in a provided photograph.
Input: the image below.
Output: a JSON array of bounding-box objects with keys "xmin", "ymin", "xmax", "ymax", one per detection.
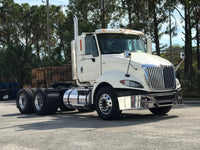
[{"xmin": 183, "ymin": 97, "xmax": 200, "ymax": 101}]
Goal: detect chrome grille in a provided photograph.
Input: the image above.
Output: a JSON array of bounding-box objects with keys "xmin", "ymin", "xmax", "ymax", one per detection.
[{"xmin": 143, "ymin": 65, "xmax": 175, "ymax": 90}]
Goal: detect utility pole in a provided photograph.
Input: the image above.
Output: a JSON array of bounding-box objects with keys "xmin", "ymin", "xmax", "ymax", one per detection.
[{"xmin": 42, "ymin": 0, "xmax": 50, "ymax": 58}]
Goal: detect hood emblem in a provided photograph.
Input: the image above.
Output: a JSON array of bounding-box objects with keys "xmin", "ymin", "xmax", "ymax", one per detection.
[{"xmin": 160, "ymin": 64, "xmax": 164, "ymax": 69}]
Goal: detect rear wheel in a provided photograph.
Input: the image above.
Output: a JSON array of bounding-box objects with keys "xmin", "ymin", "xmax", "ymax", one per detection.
[
  {"xmin": 33, "ymin": 88, "xmax": 58, "ymax": 115},
  {"xmin": 16, "ymin": 88, "xmax": 35, "ymax": 114},
  {"xmin": 149, "ymin": 106, "xmax": 172, "ymax": 115},
  {"xmin": 95, "ymin": 86, "xmax": 121, "ymax": 120}
]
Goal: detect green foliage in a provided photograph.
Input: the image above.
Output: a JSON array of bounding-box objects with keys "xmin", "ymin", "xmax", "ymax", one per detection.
[
  {"xmin": 0, "ymin": 0, "xmax": 69, "ymax": 86},
  {"xmin": 0, "ymin": 0, "xmax": 199, "ymax": 97},
  {"xmin": 161, "ymin": 45, "xmax": 200, "ymax": 97}
]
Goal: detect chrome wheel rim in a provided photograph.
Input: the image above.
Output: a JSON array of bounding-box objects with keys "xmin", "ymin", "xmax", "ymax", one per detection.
[
  {"xmin": 19, "ymin": 93, "xmax": 27, "ymax": 110},
  {"xmin": 99, "ymin": 94, "xmax": 113, "ymax": 115},
  {"xmin": 34, "ymin": 94, "xmax": 43, "ymax": 111}
]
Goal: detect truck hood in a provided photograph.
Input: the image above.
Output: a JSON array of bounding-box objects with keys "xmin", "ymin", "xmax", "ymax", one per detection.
[
  {"xmin": 131, "ymin": 53, "xmax": 172, "ymax": 66},
  {"xmin": 104, "ymin": 52, "xmax": 173, "ymax": 66}
]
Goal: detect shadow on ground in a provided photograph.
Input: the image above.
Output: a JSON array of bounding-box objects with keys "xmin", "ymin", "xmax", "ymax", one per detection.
[
  {"xmin": 1, "ymin": 110, "xmax": 178, "ymax": 131},
  {"xmin": 1, "ymin": 100, "xmax": 199, "ymax": 131}
]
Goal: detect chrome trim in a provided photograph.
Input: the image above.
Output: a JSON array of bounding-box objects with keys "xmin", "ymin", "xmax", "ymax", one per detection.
[
  {"xmin": 142, "ymin": 64, "xmax": 176, "ymax": 90},
  {"xmin": 71, "ymin": 41, "xmax": 77, "ymax": 80},
  {"xmin": 144, "ymin": 91, "xmax": 178, "ymax": 108},
  {"xmin": 99, "ymin": 94, "xmax": 113, "ymax": 115},
  {"xmin": 34, "ymin": 94, "xmax": 43, "ymax": 111},
  {"xmin": 118, "ymin": 90, "xmax": 182, "ymax": 110},
  {"xmin": 19, "ymin": 93, "xmax": 27, "ymax": 110},
  {"xmin": 63, "ymin": 88, "xmax": 91, "ymax": 108}
]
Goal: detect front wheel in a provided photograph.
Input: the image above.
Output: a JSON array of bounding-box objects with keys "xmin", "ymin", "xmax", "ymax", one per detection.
[
  {"xmin": 149, "ymin": 106, "xmax": 172, "ymax": 115},
  {"xmin": 95, "ymin": 86, "xmax": 121, "ymax": 120}
]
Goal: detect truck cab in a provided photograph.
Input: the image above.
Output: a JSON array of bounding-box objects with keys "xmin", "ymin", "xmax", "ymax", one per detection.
[{"xmin": 69, "ymin": 24, "xmax": 182, "ymax": 119}]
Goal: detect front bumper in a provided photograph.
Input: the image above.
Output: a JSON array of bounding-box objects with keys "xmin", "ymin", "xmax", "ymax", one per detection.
[{"xmin": 117, "ymin": 88, "xmax": 182, "ymax": 110}]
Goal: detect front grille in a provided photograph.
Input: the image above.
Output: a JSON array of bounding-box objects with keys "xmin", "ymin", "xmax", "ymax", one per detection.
[
  {"xmin": 163, "ymin": 67, "xmax": 175, "ymax": 88},
  {"xmin": 143, "ymin": 65, "xmax": 175, "ymax": 90}
]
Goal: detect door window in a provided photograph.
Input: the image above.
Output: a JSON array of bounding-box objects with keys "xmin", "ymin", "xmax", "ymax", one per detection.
[{"xmin": 85, "ymin": 36, "xmax": 99, "ymax": 57}]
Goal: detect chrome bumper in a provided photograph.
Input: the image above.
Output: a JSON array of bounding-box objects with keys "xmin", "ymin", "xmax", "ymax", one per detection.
[{"xmin": 118, "ymin": 89, "xmax": 182, "ymax": 110}]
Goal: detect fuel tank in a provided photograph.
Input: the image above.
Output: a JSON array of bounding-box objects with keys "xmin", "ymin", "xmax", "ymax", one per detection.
[{"xmin": 63, "ymin": 88, "xmax": 91, "ymax": 108}]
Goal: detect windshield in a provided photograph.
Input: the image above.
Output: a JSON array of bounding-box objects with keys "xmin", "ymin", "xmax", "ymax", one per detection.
[{"xmin": 97, "ymin": 34, "xmax": 146, "ymax": 54}]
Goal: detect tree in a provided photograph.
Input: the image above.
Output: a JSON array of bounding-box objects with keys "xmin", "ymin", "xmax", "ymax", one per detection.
[
  {"xmin": 0, "ymin": 0, "xmax": 20, "ymax": 48},
  {"xmin": 176, "ymin": 0, "xmax": 194, "ymax": 78},
  {"xmin": 147, "ymin": 0, "xmax": 170, "ymax": 56},
  {"xmin": 192, "ymin": 0, "xmax": 200, "ymax": 70},
  {"xmin": 0, "ymin": 0, "xmax": 70, "ymax": 85}
]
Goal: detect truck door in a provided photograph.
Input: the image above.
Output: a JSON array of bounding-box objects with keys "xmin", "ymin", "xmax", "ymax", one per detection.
[{"xmin": 77, "ymin": 36, "xmax": 101, "ymax": 83}]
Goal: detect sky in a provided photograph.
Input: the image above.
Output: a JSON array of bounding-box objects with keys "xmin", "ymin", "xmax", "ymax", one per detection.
[
  {"xmin": 14, "ymin": 0, "xmax": 69, "ymax": 6},
  {"xmin": 14, "ymin": 0, "xmax": 187, "ymax": 49}
]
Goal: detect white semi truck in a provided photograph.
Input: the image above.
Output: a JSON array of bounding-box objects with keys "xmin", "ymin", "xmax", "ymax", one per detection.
[{"xmin": 16, "ymin": 16, "xmax": 182, "ymax": 120}]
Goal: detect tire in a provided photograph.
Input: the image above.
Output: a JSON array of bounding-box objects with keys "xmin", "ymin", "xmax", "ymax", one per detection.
[
  {"xmin": 16, "ymin": 88, "xmax": 35, "ymax": 114},
  {"xmin": 149, "ymin": 106, "xmax": 172, "ymax": 115},
  {"xmin": 33, "ymin": 88, "xmax": 58, "ymax": 115},
  {"xmin": 95, "ymin": 86, "xmax": 121, "ymax": 120}
]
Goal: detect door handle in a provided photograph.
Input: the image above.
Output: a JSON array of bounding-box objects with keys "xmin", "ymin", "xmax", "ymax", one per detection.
[{"xmin": 91, "ymin": 58, "xmax": 95, "ymax": 62}]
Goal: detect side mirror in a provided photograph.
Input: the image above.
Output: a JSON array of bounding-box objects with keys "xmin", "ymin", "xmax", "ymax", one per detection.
[
  {"xmin": 180, "ymin": 52, "xmax": 185, "ymax": 59},
  {"xmin": 175, "ymin": 52, "xmax": 185, "ymax": 72},
  {"xmin": 147, "ymin": 38, "xmax": 152, "ymax": 54},
  {"xmin": 124, "ymin": 51, "xmax": 131, "ymax": 58}
]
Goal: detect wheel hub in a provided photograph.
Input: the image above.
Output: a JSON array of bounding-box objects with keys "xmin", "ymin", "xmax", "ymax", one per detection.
[
  {"xmin": 19, "ymin": 93, "xmax": 27, "ymax": 110},
  {"xmin": 34, "ymin": 94, "xmax": 43, "ymax": 111},
  {"xmin": 99, "ymin": 94, "xmax": 112, "ymax": 115}
]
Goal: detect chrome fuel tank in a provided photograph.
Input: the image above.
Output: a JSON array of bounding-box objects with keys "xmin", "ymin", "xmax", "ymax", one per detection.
[{"xmin": 63, "ymin": 88, "xmax": 91, "ymax": 108}]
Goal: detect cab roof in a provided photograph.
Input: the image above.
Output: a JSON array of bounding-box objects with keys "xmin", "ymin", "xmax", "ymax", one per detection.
[{"xmin": 95, "ymin": 29, "xmax": 144, "ymax": 35}]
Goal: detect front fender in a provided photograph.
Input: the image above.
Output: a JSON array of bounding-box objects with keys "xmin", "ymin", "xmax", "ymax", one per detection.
[{"xmin": 91, "ymin": 70, "xmax": 148, "ymax": 104}]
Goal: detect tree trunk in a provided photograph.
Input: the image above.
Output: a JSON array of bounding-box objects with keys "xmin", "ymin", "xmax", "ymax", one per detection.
[
  {"xmin": 188, "ymin": 7, "xmax": 193, "ymax": 77},
  {"xmin": 153, "ymin": 2, "xmax": 160, "ymax": 56},
  {"xmin": 184, "ymin": 2, "xmax": 193, "ymax": 82},
  {"xmin": 36, "ymin": 39, "xmax": 40, "ymax": 59},
  {"xmin": 184, "ymin": 4, "xmax": 189, "ymax": 74},
  {"xmin": 101, "ymin": 0, "xmax": 106, "ymax": 28},
  {"xmin": 196, "ymin": 16, "xmax": 200, "ymax": 70},
  {"xmin": 127, "ymin": 0, "xmax": 132, "ymax": 28}
]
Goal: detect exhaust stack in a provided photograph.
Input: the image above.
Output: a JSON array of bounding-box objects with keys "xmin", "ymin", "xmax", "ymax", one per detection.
[{"xmin": 73, "ymin": 15, "xmax": 78, "ymax": 40}]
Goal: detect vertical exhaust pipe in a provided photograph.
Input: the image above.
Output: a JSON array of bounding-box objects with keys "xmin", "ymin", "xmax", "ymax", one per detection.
[
  {"xmin": 73, "ymin": 15, "xmax": 78, "ymax": 40},
  {"xmin": 72, "ymin": 15, "xmax": 79, "ymax": 83}
]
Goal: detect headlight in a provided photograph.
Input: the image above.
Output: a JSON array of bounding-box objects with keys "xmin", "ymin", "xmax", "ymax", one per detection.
[{"xmin": 120, "ymin": 80, "xmax": 144, "ymax": 88}]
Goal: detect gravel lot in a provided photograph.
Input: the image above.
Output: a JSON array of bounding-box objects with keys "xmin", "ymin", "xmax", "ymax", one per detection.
[{"xmin": 0, "ymin": 100, "xmax": 200, "ymax": 150}]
